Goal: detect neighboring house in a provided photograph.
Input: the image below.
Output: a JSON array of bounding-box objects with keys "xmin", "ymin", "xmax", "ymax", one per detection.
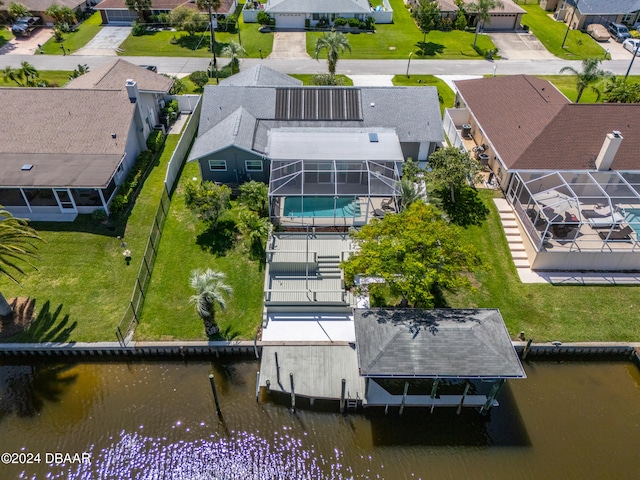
[
  {"xmin": 254, "ymin": 0, "xmax": 392, "ymax": 28},
  {"xmin": 0, "ymin": 60, "xmax": 173, "ymax": 222},
  {"xmin": 96, "ymin": 0, "xmax": 237, "ymax": 24},
  {"xmin": 0, "ymin": 0, "xmax": 88, "ymax": 26},
  {"xmin": 189, "ymin": 66, "xmax": 443, "ymax": 227},
  {"xmin": 446, "ymin": 74, "xmax": 640, "ymax": 270},
  {"xmin": 434, "ymin": 0, "xmax": 525, "ymax": 31},
  {"xmin": 541, "ymin": 0, "xmax": 640, "ymax": 31}
]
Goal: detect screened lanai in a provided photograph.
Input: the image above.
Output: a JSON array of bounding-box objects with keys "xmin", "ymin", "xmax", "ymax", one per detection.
[
  {"xmin": 507, "ymin": 171, "xmax": 640, "ymax": 253},
  {"xmin": 267, "ymin": 129, "xmax": 403, "ymax": 227}
]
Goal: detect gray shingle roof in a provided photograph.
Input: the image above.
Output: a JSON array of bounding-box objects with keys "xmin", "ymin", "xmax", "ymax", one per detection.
[
  {"xmin": 266, "ymin": 0, "xmax": 370, "ymax": 14},
  {"xmin": 568, "ymin": 0, "xmax": 640, "ymax": 15},
  {"xmin": 0, "ymin": 0, "xmax": 84, "ymax": 11},
  {"xmin": 219, "ymin": 65, "xmax": 302, "ymax": 87},
  {"xmin": 189, "ymin": 107, "xmax": 258, "ymax": 160},
  {"xmin": 354, "ymin": 308, "xmax": 525, "ymax": 379},
  {"xmin": 190, "ymin": 76, "xmax": 443, "ymax": 160}
]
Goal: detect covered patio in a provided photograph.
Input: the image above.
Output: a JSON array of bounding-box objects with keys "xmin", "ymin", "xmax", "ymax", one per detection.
[
  {"xmin": 267, "ymin": 129, "xmax": 402, "ymax": 227},
  {"xmin": 507, "ymin": 171, "xmax": 640, "ymax": 269}
]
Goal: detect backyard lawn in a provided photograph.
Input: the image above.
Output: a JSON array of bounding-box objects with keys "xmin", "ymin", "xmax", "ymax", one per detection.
[
  {"xmin": 392, "ymin": 75, "xmax": 455, "ymax": 114},
  {"xmin": 1, "ymin": 136, "xmax": 180, "ymax": 343},
  {"xmin": 307, "ymin": 0, "xmax": 496, "ymax": 60},
  {"xmin": 522, "ymin": 5, "xmax": 605, "ymax": 60},
  {"xmin": 537, "ymin": 75, "xmax": 640, "ymax": 103},
  {"xmin": 0, "ymin": 70, "xmax": 73, "ymax": 87},
  {"xmin": 118, "ymin": 9, "xmax": 273, "ymax": 58},
  {"xmin": 444, "ymin": 189, "xmax": 640, "ymax": 343},
  {"xmin": 136, "ymin": 161, "xmax": 264, "ymax": 341},
  {"xmin": 40, "ymin": 12, "xmax": 103, "ymax": 55}
]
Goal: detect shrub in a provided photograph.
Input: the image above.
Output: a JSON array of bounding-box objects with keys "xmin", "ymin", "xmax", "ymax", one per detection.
[
  {"xmin": 454, "ymin": 10, "xmax": 466, "ymax": 30},
  {"xmin": 305, "ymin": 18, "xmax": 310, "ymax": 28},
  {"xmin": 184, "ymin": 180, "xmax": 232, "ymax": 227},
  {"xmin": 310, "ymin": 74, "xmax": 347, "ymax": 86},
  {"xmin": 257, "ymin": 11, "xmax": 271, "ymax": 26},
  {"xmin": 108, "ymin": 150, "xmax": 156, "ymax": 215},
  {"xmin": 91, "ymin": 209, "xmax": 108, "ymax": 222},
  {"xmin": 316, "ymin": 17, "xmax": 329, "ymax": 28},
  {"xmin": 189, "ymin": 70, "xmax": 209, "ymax": 89},
  {"xmin": 131, "ymin": 20, "xmax": 147, "ymax": 36},
  {"xmin": 438, "ymin": 17, "xmax": 453, "ymax": 32},
  {"xmin": 217, "ymin": 14, "xmax": 237, "ymax": 32},
  {"xmin": 364, "ymin": 16, "xmax": 375, "ymax": 30},
  {"xmin": 146, "ymin": 129, "xmax": 166, "ymax": 153},
  {"xmin": 334, "ymin": 17, "xmax": 347, "ymax": 27},
  {"xmin": 347, "ymin": 17, "xmax": 360, "ymax": 28}
]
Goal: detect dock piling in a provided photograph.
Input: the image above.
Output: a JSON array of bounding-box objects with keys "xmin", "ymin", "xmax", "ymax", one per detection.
[
  {"xmin": 289, "ymin": 373, "xmax": 295, "ymax": 412},
  {"xmin": 340, "ymin": 379, "xmax": 346, "ymax": 413},
  {"xmin": 209, "ymin": 373, "xmax": 221, "ymax": 415},
  {"xmin": 522, "ymin": 338, "xmax": 533, "ymax": 360},
  {"xmin": 399, "ymin": 381, "xmax": 409, "ymax": 415},
  {"xmin": 457, "ymin": 382, "xmax": 471, "ymax": 415},
  {"xmin": 255, "ymin": 371, "xmax": 260, "ymax": 402},
  {"xmin": 275, "ymin": 352, "xmax": 280, "ymax": 384}
]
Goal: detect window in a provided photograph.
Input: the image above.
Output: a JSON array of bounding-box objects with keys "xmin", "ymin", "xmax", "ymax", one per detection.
[
  {"xmin": 312, "ymin": 13, "xmax": 319, "ymax": 20},
  {"xmin": 208, "ymin": 160, "xmax": 227, "ymax": 171},
  {"xmin": 245, "ymin": 160, "xmax": 262, "ymax": 172}
]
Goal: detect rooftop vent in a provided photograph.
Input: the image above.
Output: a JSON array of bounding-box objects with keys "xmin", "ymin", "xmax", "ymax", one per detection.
[
  {"xmin": 21, "ymin": 164, "xmax": 33, "ymax": 171},
  {"xmin": 368, "ymin": 133, "xmax": 379, "ymax": 143},
  {"xmin": 111, "ymin": 133, "xmax": 117, "ymax": 139}
]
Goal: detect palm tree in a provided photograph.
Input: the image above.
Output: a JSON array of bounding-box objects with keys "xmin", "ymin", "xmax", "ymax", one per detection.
[
  {"xmin": 222, "ymin": 41, "xmax": 246, "ymax": 74},
  {"xmin": 237, "ymin": 209, "xmax": 269, "ymax": 252},
  {"xmin": 315, "ymin": 31, "xmax": 351, "ymax": 76},
  {"xmin": 399, "ymin": 178, "xmax": 423, "ymax": 211},
  {"xmin": 0, "ymin": 208, "xmax": 42, "ymax": 318},
  {"xmin": 470, "ymin": 0, "xmax": 504, "ymax": 48},
  {"xmin": 2, "ymin": 66, "xmax": 24, "ymax": 86},
  {"xmin": 196, "ymin": 0, "xmax": 221, "ymax": 68},
  {"xmin": 19, "ymin": 61, "xmax": 38, "ymax": 87},
  {"xmin": 560, "ymin": 59, "xmax": 612, "ymax": 103},
  {"xmin": 188, "ymin": 269, "xmax": 232, "ymax": 336}
]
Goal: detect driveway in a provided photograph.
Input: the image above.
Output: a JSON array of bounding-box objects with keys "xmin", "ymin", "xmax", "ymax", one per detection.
[
  {"xmin": 269, "ymin": 32, "xmax": 310, "ymax": 59},
  {"xmin": 489, "ymin": 32, "xmax": 556, "ymax": 60},
  {"xmin": 0, "ymin": 28, "xmax": 54, "ymax": 55},
  {"xmin": 600, "ymin": 38, "xmax": 636, "ymax": 61},
  {"xmin": 74, "ymin": 26, "xmax": 130, "ymax": 56}
]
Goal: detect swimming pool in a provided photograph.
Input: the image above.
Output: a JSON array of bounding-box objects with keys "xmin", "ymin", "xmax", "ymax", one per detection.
[
  {"xmin": 623, "ymin": 208, "xmax": 640, "ymax": 235},
  {"xmin": 283, "ymin": 197, "xmax": 360, "ymax": 217}
]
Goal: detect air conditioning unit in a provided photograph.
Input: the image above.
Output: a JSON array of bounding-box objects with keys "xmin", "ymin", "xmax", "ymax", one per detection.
[{"xmin": 159, "ymin": 99, "xmax": 165, "ymax": 109}]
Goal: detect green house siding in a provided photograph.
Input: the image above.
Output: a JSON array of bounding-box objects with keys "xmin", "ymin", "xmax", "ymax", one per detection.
[{"xmin": 198, "ymin": 147, "xmax": 268, "ymax": 184}]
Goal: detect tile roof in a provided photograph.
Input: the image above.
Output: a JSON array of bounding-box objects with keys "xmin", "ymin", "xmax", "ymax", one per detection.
[
  {"xmin": 354, "ymin": 308, "xmax": 525, "ymax": 378},
  {"xmin": 457, "ymin": 75, "xmax": 640, "ymax": 171},
  {"xmin": 0, "ymin": 0, "xmax": 84, "ymax": 11},
  {"xmin": 96, "ymin": 0, "xmax": 236, "ymax": 13},
  {"xmin": 0, "ymin": 88, "xmax": 134, "ymax": 188},
  {"xmin": 65, "ymin": 59, "xmax": 173, "ymax": 93},
  {"xmin": 219, "ymin": 65, "xmax": 303, "ymax": 87},
  {"xmin": 266, "ymin": 0, "xmax": 370, "ymax": 14}
]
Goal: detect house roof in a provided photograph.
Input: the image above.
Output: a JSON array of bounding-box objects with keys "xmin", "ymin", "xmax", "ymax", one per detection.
[
  {"xmin": 96, "ymin": 0, "xmax": 236, "ymax": 14},
  {"xmin": 354, "ymin": 308, "xmax": 525, "ymax": 379},
  {"xmin": 65, "ymin": 59, "xmax": 173, "ymax": 93},
  {"xmin": 0, "ymin": 88, "xmax": 134, "ymax": 188},
  {"xmin": 266, "ymin": 128, "xmax": 404, "ymax": 161},
  {"xmin": 455, "ymin": 75, "xmax": 640, "ymax": 171},
  {"xmin": 0, "ymin": 0, "xmax": 84, "ymax": 12},
  {"xmin": 190, "ymin": 73, "xmax": 443, "ymax": 161},
  {"xmin": 266, "ymin": 0, "xmax": 370, "ymax": 14},
  {"xmin": 438, "ymin": 0, "xmax": 525, "ymax": 14},
  {"xmin": 567, "ymin": 0, "xmax": 640, "ymax": 15},
  {"xmin": 219, "ymin": 65, "xmax": 302, "ymax": 87}
]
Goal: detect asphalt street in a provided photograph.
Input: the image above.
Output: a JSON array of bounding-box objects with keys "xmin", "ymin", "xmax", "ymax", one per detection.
[{"xmin": 2, "ymin": 54, "xmax": 640, "ymax": 77}]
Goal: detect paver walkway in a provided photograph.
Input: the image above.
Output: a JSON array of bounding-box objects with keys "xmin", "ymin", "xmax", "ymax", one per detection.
[{"xmin": 269, "ymin": 31, "xmax": 310, "ymax": 59}]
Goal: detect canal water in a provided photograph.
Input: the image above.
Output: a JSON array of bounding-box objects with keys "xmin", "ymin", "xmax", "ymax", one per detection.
[{"xmin": 0, "ymin": 359, "xmax": 639, "ymax": 479}]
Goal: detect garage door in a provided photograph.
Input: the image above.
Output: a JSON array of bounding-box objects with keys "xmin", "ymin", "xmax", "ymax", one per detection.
[
  {"xmin": 275, "ymin": 14, "xmax": 305, "ymax": 29},
  {"xmin": 486, "ymin": 14, "xmax": 518, "ymax": 31}
]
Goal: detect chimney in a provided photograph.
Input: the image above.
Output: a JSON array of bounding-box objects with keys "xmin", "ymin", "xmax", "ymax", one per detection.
[
  {"xmin": 125, "ymin": 79, "xmax": 138, "ymax": 104},
  {"xmin": 595, "ymin": 131, "xmax": 623, "ymax": 171}
]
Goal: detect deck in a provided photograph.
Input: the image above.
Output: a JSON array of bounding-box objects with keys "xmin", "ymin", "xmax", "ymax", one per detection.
[{"xmin": 259, "ymin": 345, "xmax": 365, "ymax": 402}]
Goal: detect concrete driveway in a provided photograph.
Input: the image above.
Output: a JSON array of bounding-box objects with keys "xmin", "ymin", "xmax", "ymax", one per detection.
[
  {"xmin": 269, "ymin": 32, "xmax": 310, "ymax": 59},
  {"xmin": 600, "ymin": 38, "xmax": 636, "ymax": 61},
  {"xmin": 74, "ymin": 26, "xmax": 130, "ymax": 56},
  {"xmin": 0, "ymin": 28, "xmax": 54, "ymax": 55},
  {"xmin": 489, "ymin": 32, "xmax": 556, "ymax": 60}
]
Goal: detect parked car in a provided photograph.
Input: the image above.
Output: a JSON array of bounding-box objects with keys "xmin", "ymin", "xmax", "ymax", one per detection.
[
  {"xmin": 10, "ymin": 16, "xmax": 41, "ymax": 37},
  {"xmin": 623, "ymin": 38, "xmax": 640, "ymax": 56},
  {"xmin": 138, "ymin": 65, "xmax": 158, "ymax": 72},
  {"xmin": 607, "ymin": 22, "xmax": 631, "ymax": 43},
  {"xmin": 587, "ymin": 24, "xmax": 610, "ymax": 42}
]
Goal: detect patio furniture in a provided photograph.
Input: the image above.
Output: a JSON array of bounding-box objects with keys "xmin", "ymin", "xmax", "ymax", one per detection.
[
  {"xmin": 381, "ymin": 197, "xmax": 394, "ymax": 211},
  {"xmin": 585, "ymin": 211, "xmax": 625, "ymax": 228},
  {"xmin": 598, "ymin": 226, "xmax": 634, "ymax": 241}
]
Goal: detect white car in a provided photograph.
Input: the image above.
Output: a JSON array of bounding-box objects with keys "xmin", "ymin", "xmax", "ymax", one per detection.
[{"xmin": 623, "ymin": 38, "xmax": 640, "ymax": 56}]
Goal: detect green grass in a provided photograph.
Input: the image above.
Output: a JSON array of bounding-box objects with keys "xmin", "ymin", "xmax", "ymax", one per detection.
[
  {"xmin": 0, "ymin": 70, "xmax": 73, "ymax": 87},
  {"xmin": 0, "ymin": 28, "xmax": 14, "ymax": 47},
  {"xmin": 536, "ymin": 75, "xmax": 640, "ymax": 103},
  {"xmin": 118, "ymin": 10, "xmax": 273, "ymax": 58},
  {"xmin": 392, "ymin": 75, "xmax": 454, "ymax": 114},
  {"xmin": 40, "ymin": 12, "xmax": 103, "ymax": 55},
  {"xmin": 289, "ymin": 74, "xmax": 354, "ymax": 85},
  {"xmin": 306, "ymin": 0, "xmax": 496, "ymax": 59},
  {"xmin": 136, "ymin": 162, "xmax": 264, "ymax": 341},
  {"xmin": 444, "ymin": 190, "xmax": 640, "ymax": 342},
  {"xmin": 1, "ymin": 136, "xmax": 180, "ymax": 343},
  {"xmin": 522, "ymin": 5, "xmax": 605, "ymax": 60}
]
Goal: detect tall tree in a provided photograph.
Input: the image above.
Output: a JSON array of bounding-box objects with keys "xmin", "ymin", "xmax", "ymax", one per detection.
[
  {"xmin": 19, "ymin": 61, "xmax": 38, "ymax": 87},
  {"xmin": 124, "ymin": 0, "xmax": 152, "ymax": 22},
  {"xmin": 189, "ymin": 269, "xmax": 232, "ymax": 335},
  {"xmin": 0, "ymin": 208, "xmax": 42, "ymax": 317},
  {"xmin": 184, "ymin": 180, "xmax": 231, "ymax": 227},
  {"xmin": 222, "ymin": 40, "xmax": 246, "ymax": 74},
  {"xmin": 341, "ymin": 201, "xmax": 482, "ymax": 308},
  {"xmin": 315, "ymin": 31, "xmax": 351, "ymax": 76},
  {"xmin": 196, "ymin": 0, "xmax": 221, "ymax": 68},
  {"xmin": 469, "ymin": 0, "xmax": 503, "ymax": 48},
  {"xmin": 427, "ymin": 146, "xmax": 482, "ymax": 203},
  {"xmin": 560, "ymin": 58, "xmax": 613, "ymax": 103},
  {"xmin": 169, "ymin": 6, "xmax": 206, "ymax": 37},
  {"xmin": 412, "ymin": 0, "xmax": 441, "ymax": 42},
  {"xmin": 8, "ymin": 2, "xmax": 31, "ymax": 18}
]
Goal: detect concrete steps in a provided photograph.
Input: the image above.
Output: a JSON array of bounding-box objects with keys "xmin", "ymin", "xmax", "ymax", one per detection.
[{"xmin": 494, "ymin": 199, "xmax": 531, "ymax": 269}]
